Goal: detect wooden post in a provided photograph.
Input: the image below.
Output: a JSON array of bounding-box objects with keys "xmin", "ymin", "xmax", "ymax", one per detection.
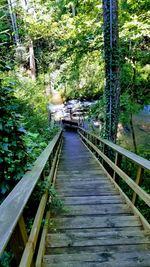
[
  {"xmin": 9, "ymin": 215, "xmax": 28, "ymax": 265},
  {"xmin": 132, "ymin": 166, "xmax": 144, "ymax": 205},
  {"xmin": 40, "ymin": 170, "xmax": 46, "ymax": 180},
  {"xmin": 95, "ymin": 137, "xmax": 98, "ymax": 147},
  {"xmin": 113, "ymin": 152, "xmax": 122, "ymax": 182},
  {"xmin": 101, "ymin": 143, "xmax": 105, "ymax": 165}
]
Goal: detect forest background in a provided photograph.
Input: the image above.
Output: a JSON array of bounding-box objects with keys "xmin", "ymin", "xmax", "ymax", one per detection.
[{"xmin": 0, "ymin": 0, "xmax": 150, "ymax": 206}]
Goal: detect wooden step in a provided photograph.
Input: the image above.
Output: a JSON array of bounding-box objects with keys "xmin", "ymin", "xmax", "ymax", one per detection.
[
  {"xmin": 42, "ymin": 250, "xmax": 150, "ymax": 267},
  {"xmin": 49, "ymin": 215, "xmax": 141, "ymax": 230},
  {"xmin": 58, "ymin": 204, "xmax": 132, "ymax": 216},
  {"xmin": 63, "ymin": 195, "xmax": 124, "ymax": 205},
  {"xmin": 45, "ymin": 243, "xmax": 150, "ymax": 255},
  {"xmin": 47, "ymin": 230, "xmax": 150, "ymax": 248}
]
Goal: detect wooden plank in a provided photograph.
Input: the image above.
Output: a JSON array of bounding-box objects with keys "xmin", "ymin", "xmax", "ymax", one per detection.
[
  {"xmin": 36, "ymin": 211, "xmax": 50, "ymax": 267},
  {"xmin": 42, "ymin": 261, "xmax": 150, "ymax": 267},
  {"xmin": 59, "ymin": 204, "xmax": 132, "ymax": 216},
  {"xmin": 57, "ymin": 188, "xmax": 116, "ymax": 194},
  {"xmin": 56, "ymin": 172, "xmax": 106, "ymax": 176},
  {"xmin": 56, "ymin": 180, "xmax": 112, "ymax": 187},
  {"xmin": 47, "ymin": 230, "xmax": 150, "ymax": 248},
  {"xmin": 63, "ymin": 195, "xmax": 124, "ymax": 205},
  {"xmin": 46, "ymin": 243, "xmax": 150, "ymax": 255},
  {"xmin": 56, "ymin": 176, "xmax": 108, "ymax": 182},
  {"xmin": 57, "ymin": 187, "xmax": 117, "ymax": 192},
  {"xmin": 58, "ymin": 166, "xmax": 101, "ymax": 171},
  {"xmin": 0, "ymin": 130, "xmax": 62, "ymax": 255},
  {"xmin": 132, "ymin": 167, "xmax": 144, "ymax": 204},
  {"xmin": 58, "ymin": 191, "xmax": 118, "ymax": 197},
  {"xmin": 43, "ymin": 250, "xmax": 150, "ymax": 266},
  {"xmin": 9, "ymin": 216, "xmax": 28, "ymax": 265},
  {"xmin": 51, "ymin": 215, "xmax": 141, "ymax": 230},
  {"xmin": 56, "ymin": 181, "xmax": 110, "ymax": 186},
  {"xmin": 79, "ymin": 128, "xmax": 150, "ymax": 171},
  {"xmin": 113, "ymin": 152, "xmax": 122, "ymax": 181}
]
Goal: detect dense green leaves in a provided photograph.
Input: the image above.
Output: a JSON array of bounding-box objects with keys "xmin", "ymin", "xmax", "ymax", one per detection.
[{"xmin": 0, "ymin": 80, "xmax": 28, "ymax": 202}]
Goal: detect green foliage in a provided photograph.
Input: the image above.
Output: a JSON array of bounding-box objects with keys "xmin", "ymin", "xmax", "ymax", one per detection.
[
  {"xmin": 0, "ymin": 252, "xmax": 13, "ymax": 267},
  {"xmin": 0, "ymin": 68, "xmax": 59, "ymax": 204},
  {"xmin": 48, "ymin": 186, "xmax": 65, "ymax": 215},
  {"xmin": 0, "ymin": 81, "xmax": 28, "ymax": 202},
  {"xmin": 119, "ymin": 92, "xmax": 141, "ymax": 125}
]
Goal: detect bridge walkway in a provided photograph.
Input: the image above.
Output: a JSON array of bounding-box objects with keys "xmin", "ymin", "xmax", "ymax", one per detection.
[{"xmin": 42, "ymin": 131, "xmax": 150, "ymax": 267}]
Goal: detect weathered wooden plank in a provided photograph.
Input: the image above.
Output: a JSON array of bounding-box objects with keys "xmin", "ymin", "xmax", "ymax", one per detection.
[
  {"xmin": 59, "ymin": 192, "xmax": 118, "ymax": 197},
  {"xmin": 46, "ymin": 243, "xmax": 150, "ymax": 255},
  {"xmin": 43, "ymin": 250, "xmax": 150, "ymax": 267},
  {"xmin": 57, "ymin": 169, "xmax": 104, "ymax": 177},
  {"xmin": 56, "ymin": 182, "xmax": 112, "ymax": 189},
  {"xmin": 56, "ymin": 184, "xmax": 115, "ymax": 190},
  {"xmin": 56, "ymin": 181, "xmax": 113, "ymax": 187},
  {"xmin": 47, "ymin": 230, "xmax": 150, "ymax": 248},
  {"xmin": 57, "ymin": 187, "xmax": 117, "ymax": 193},
  {"xmin": 51, "ymin": 215, "xmax": 141, "ymax": 230},
  {"xmin": 42, "ymin": 261, "xmax": 150, "ymax": 267},
  {"xmin": 59, "ymin": 204, "xmax": 132, "ymax": 216},
  {"xmin": 56, "ymin": 177, "xmax": 106, "ymax": 182},
  {"xmin": 56, "ymin": 177, "xmax": 109, "ymax": 183},
  {"xmin": 63, "ymin": 195, "xmax": 124, "ymax": 205}
]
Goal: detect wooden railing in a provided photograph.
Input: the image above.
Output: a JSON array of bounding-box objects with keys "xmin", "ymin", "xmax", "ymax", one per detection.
[
  {"xmin": 0, "ymin": 129, "xmax": 63, "ymax": 266},
  {"xmin": 78, "ymin": 127, "xmax": 150, "ymax": 230}
]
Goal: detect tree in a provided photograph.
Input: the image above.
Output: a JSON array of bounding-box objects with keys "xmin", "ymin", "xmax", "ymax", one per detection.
[
  {"xmin": 102, "ymin": 0, "xmax": 120, "ymax": 142},
  {"xmin": 7, "ymin": 0, "xmax": 20, "ymax": 45}
]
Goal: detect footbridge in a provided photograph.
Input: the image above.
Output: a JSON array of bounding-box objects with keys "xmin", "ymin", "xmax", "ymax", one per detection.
[{"xmin": 0, "ymin": 128, "xmax": 150, "ymax": 266}]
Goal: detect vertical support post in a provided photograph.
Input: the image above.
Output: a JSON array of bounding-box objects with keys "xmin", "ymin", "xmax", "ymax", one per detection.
[
  {"xmin": 41, "ymin": 170, "xmax": 46, "ymax": 180},
  {"xmin": 113, "ymin": 152, "xmax": 122, "ymax": 182},
  {"xmin": 101, "ymin": 143, "xmax": 105, "ymax": 166},
  {"xmin": 9, "ymin": 215, "xmax": 28, "ymax": 265},
  {"xmin": 132, "ymin": 166, "xmax": 144, "ymax": 205},
  {"xmin": 95, "ymin": 138, "xmax": 98, "ymax": 147}
]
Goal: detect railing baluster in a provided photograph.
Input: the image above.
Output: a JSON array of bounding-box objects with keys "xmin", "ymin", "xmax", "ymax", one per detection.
[
  {"xmin": 113, "ymin": 152, "xmax": 122, "ymax": 182},
  {"xmin": 132, "ymin": 166, "xmax": 144, "ymax": 205},
  {"xmin": 101, "ymin": 143, "xmax": 105, "ymax": 165},
  {"xmin": 9, "ymin": 215, "xmax": 28, "ymax": 265}
]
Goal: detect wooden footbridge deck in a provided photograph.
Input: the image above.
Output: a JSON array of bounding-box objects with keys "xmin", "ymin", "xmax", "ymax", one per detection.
[{"xmin": 0, "ymin": 128, "xmax": 150, "ymax": 266}]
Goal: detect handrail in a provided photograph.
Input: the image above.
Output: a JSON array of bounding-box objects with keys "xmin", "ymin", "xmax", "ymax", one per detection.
[
  {"xmin": 78, "ymin": 127, "xmax": 150, "ymax": 229},
  {"xmin": 0, "ymin": 130, "xmax": 62, "ymax": 257},
  {"xmin": 78, "ymin": 127, "xmax": 150, "ymax": 171}
]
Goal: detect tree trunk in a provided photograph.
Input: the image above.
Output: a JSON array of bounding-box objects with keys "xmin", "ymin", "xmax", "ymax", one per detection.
[
  {"xmin": 21, "ymin": 0, "xmax": 36, "ymax": 80},
  {"xmin": 29, "ymin": 39, "xmax": 36, "ymax": 80},
  {"xmin": 7, "ymin": 0, "xmax": 20, "ymax": 45},
  {"xmin": 102, "ymin": 0, "xmax": 120, "ymax": 143},
  {"xmin": 71, "ymin": 5, "xmax": 76, "ymax": 17}
]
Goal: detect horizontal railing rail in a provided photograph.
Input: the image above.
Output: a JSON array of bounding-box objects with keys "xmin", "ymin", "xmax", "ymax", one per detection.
[
  {"xmin": 79, "ymin": 128, "xmax": 150, "ymax": 171},
  {"xmin": 78, "ymin": 127, "xmax": 150, "ymax": 230},
  {"xmin": 0, "ymin": 129, "xmax": 63, "ymax": 265}
]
